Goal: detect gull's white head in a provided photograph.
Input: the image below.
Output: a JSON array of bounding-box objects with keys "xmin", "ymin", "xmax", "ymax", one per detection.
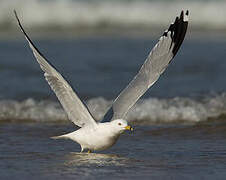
[{"xmin": 110, "ymin": 119, "xmax": 133, "ymax": 134}]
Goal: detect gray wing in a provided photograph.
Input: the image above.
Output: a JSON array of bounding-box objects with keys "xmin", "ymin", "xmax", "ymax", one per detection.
[
  {"xmin": 14, "ymin": 11, "xmax": 97, "ymax": 127},
  {"xmin": 102, "ymin": 10, "xmax": 189, "ymax": 122}
]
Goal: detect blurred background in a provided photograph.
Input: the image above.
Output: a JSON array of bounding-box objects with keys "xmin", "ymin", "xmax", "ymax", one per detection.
[
  {"xmin": 1, "ymin": 0, "xmax": 226, "ymax": 36},
  {"xmin": 0, "ymin": 0, "xmax": 226, "ymax": 124}
]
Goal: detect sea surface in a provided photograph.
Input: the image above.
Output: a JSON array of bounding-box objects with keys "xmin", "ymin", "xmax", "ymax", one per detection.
[{"xmin": 1, "ymin": 0, "xmax": 226, "ymax": 178}]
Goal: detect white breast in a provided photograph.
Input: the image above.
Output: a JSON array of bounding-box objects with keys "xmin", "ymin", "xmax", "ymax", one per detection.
[{"xmin": 68, "ymin": 123, "xmax": 121, "ymax": 151}]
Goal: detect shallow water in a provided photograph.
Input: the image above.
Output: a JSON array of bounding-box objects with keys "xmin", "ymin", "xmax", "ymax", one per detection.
[{"xmin": 1, "ymin": 122, "xmax": 226, "ymax": 180}]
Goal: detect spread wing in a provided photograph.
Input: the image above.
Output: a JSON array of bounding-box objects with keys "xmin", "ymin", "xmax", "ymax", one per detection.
[
  {"xmin": 14, "ymin": 10, "xmax": 97, "ymax": 127},
  {"xmin": 102, "ymin": 10, "xmax": 189, "ymax": 122}
]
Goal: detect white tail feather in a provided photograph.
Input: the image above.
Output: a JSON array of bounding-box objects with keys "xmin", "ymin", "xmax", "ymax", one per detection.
[{"xmin": 51, "ymin": 134, "xmax": 68, "ymax": 140}]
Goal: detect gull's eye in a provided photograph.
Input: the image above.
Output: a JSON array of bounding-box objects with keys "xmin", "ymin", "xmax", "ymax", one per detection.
[{"xmin": 118, "ymin": 123, "xmax": 122, "ymax": 126}]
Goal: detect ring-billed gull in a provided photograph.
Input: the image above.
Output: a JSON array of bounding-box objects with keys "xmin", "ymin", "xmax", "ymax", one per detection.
[{"xmin": 14, "ymin": 10, "xmax": 188, "ymax": 153}]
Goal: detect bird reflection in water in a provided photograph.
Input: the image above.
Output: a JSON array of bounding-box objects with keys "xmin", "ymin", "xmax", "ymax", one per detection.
[{"xmin": 64, "ymin": 152, "xmax": 132, "ymax": 167}]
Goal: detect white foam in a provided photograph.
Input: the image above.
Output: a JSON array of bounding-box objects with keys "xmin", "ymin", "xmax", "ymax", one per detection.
[{"xmin": 1, "ymin": 93, "xmax": 226, "ymax": 124}]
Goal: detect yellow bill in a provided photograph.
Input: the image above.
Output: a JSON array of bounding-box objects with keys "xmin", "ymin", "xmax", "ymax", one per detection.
[{"xmin": 125, "ymin": 125, "xmax": 133, "ymax": 131}]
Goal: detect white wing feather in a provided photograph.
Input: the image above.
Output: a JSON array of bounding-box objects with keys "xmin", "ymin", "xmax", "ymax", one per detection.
[
  {"xmin": 14, "ymin": 11, "xmax": 97, "ymax": 127},
  {"xmin": 102, "ymin": 10, "xmax": 189, "ymax": 122}
]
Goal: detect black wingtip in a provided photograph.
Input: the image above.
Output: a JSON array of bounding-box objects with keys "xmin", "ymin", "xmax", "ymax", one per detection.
[
  {"xmin": 13, "ymin": 10, "xmax": 52, "ymax": 67},
  {"xmin": 163, "ymin": 31, "xmax": 168, "ymax": 37},
  {"xmin": 186, "ymin": 10, "xmax": 189, "ymax": 16},
  {"xmin": 14, "ymin": 10, "xmax": 19, "ymax": 23},
  {"xmin": 180, "ymin": 10, "xmax": 184, "ymax": 19},
  {"xmin": 13, "ymin": 10, "xmax": 26, "ymax": 36},
  {"xmin": 14, "ymin": 10, "xmax": 21, "ymax": 25},
  {"xmin": 170, "ymin": 10, "xmax": 189, "ymax": 57}
]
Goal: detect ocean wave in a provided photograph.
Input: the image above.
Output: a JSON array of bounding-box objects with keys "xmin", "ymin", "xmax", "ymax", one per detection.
[
  {"xmin": 2, "ymin": 0, "xmax": 226, "ymax": 32},
  {"xmin": 1, "ymin": 93, "xmax": 226, "ymax": 124}
]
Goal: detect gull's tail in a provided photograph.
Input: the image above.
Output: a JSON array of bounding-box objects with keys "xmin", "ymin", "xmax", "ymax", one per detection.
[
  {"xmin": 51, "ymin": 134, "xmax": 69, "ymax": 140},
  {"xmin": 51, "ymin": 131, "xmax": 76, "ymax": 140}
]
